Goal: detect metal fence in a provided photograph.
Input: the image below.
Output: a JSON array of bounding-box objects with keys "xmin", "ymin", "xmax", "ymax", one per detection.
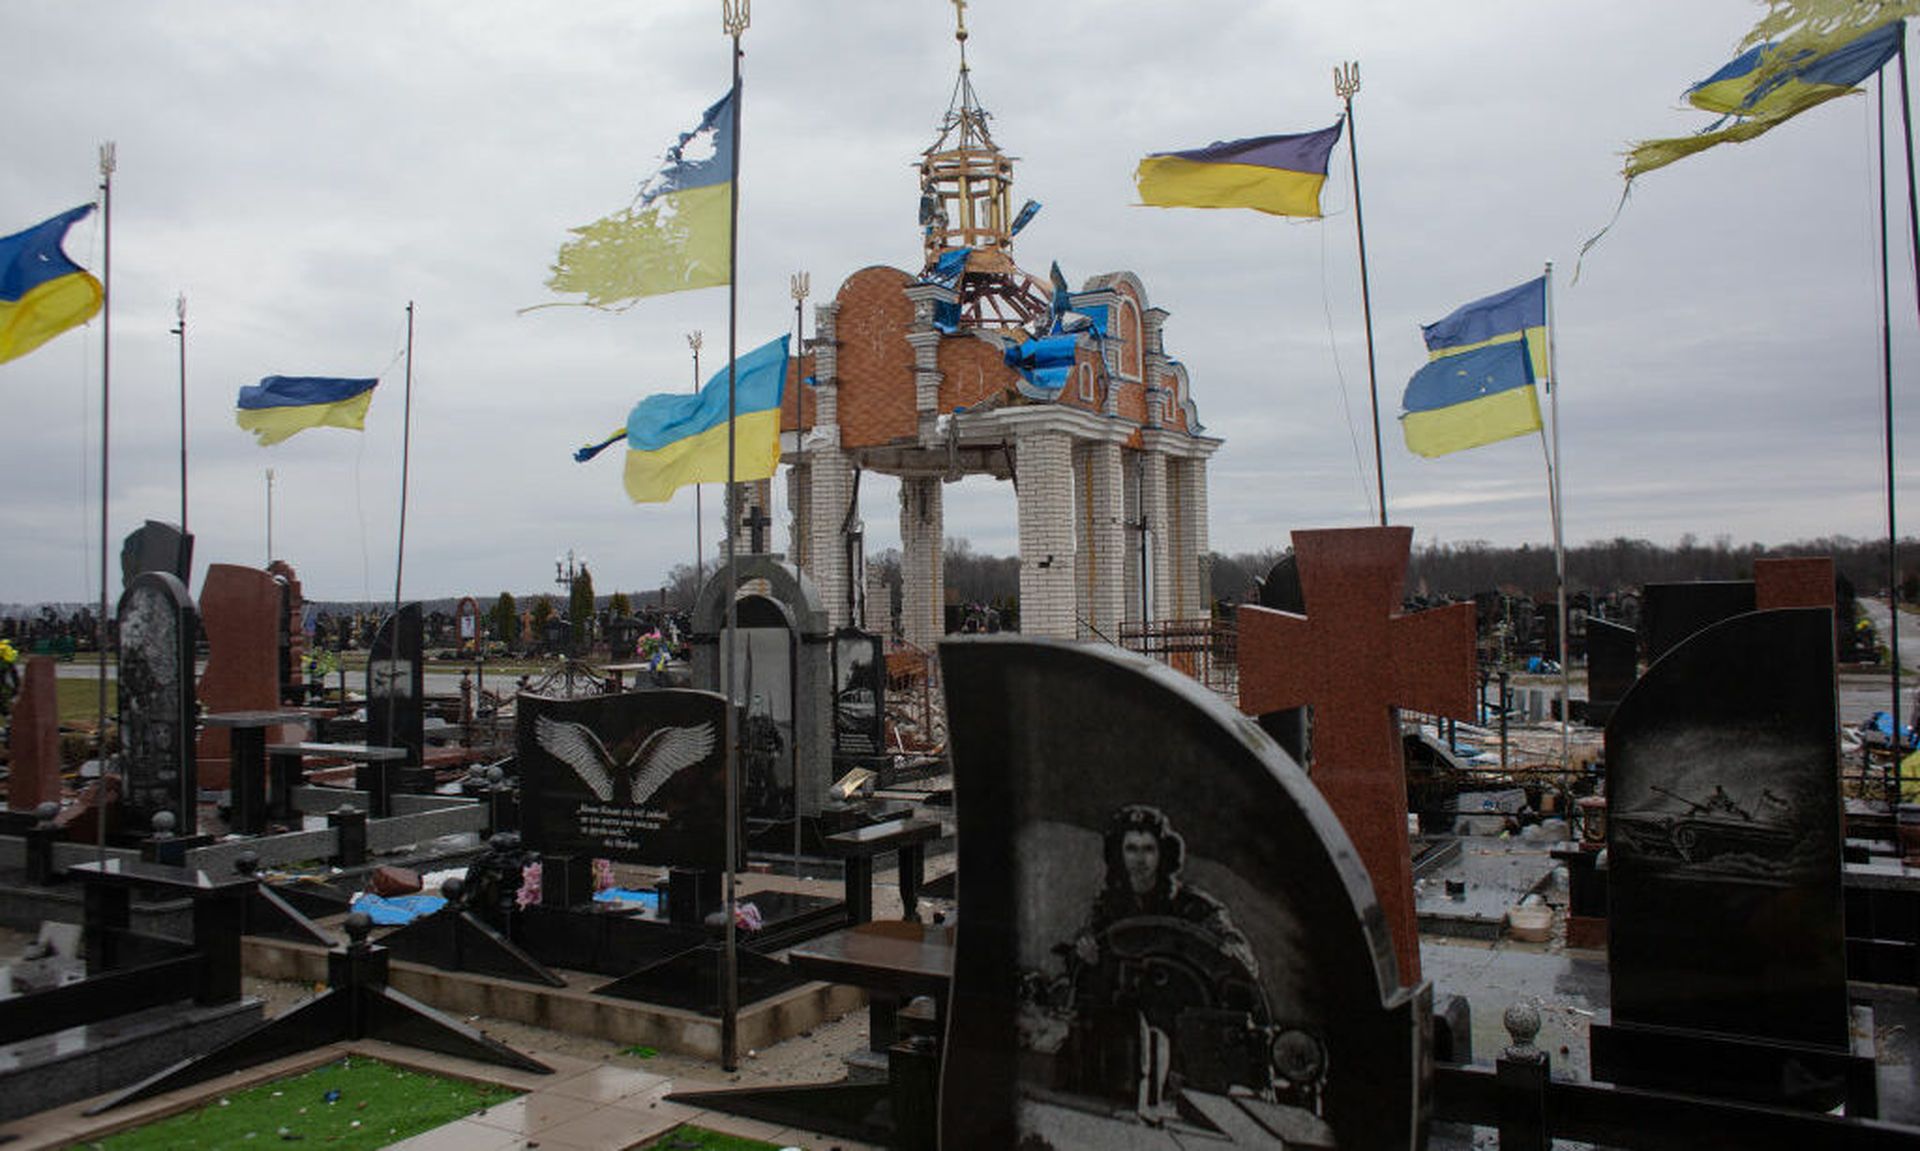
[{"xmin": 1117, "ymin": 616, "xmax": 1238, "ymax": 699}]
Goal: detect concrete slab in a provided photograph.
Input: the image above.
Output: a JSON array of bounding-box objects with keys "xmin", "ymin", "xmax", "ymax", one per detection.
[{"xmin": 1415, "ymin": 835, "xmax": 1563, "ymax": 940}]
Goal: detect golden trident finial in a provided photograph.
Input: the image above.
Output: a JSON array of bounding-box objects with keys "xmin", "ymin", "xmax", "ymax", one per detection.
[
  {"xmin": 688, "ymin": 330, "xmax": 703, "ymax": 353},
  {"xmin": 722, "ymin": 0, "xmax": 749, "ymax": 37},
  {"xmin": 1333, "ymin": 61, "xmax": 1360, "ymax": 102},
  {"xmin": 790, "ymin": 271, "xmax": 810, "ymax": 302},
  {"xmin": 98, "ymin": 140, "xmax": 117, "ymax": 177}
]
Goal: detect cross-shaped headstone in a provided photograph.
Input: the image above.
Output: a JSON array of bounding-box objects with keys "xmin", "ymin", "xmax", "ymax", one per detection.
[
  {"xmin": 743, "ymin": 503, "xmax": 772, "ymax": 555},
  {"xmin": 1237, "ymin": 526, "xmax": 1477, "ymax": 984}
]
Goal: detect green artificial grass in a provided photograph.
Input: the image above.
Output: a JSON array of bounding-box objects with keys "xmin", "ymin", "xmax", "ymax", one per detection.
[
  {"xmin": 72, "ymin": 1056, "xmax": 521, "ymax": 1151},
  {"xmin": 637, "ymin": 1125, "xmax": 786, "ymax": 1150}
]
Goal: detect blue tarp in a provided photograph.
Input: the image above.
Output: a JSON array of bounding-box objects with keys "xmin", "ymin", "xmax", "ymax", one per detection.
[
  {"xmin": 593, "ymin": 887, "xmax": 661, "ymax": 911},
  {"xmin": 1005, "ymin": 335, "xmax": 1078, "ymax": 400},
  {"xmin": 352, "ymin": 893, "xmax": 446, "ymax": 925}
]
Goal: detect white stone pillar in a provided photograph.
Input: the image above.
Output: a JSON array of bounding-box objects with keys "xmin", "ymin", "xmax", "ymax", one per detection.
[
  {"xmin": 1086, "ymin": 440, "xmax": 1127, "ymax": 638},
  {"xmin": 1141, "ymin": 450, "xmax": 1171, "ymax": 623},
  {"xmin": 899, "ymin": 476, "xmax": 945, "ymax": 650},
  {"xmin": 786, "ymin": 462, "xmax": 812, "ymax": 574},
  {"xmin": 864, "ymin": 566, "xmax": 891, "ymax": 636},
  {"xmin": 1016, "ymin": 429, "xmax": 1077, "ymax": 639}
]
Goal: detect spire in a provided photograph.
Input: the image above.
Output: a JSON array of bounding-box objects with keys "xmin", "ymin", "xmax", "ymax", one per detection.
[{"xmin": 917, "ymin": 0, "xmax": 1048, "ymax": 329}]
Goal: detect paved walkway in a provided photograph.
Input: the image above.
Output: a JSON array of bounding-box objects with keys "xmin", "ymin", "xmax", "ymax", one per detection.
[{"xmin": 1, "ymin": 1039, "xmax": 883, "ymax": 1151}]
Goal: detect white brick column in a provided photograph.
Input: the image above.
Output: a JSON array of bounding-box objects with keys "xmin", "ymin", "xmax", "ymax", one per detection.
[
  {"xmin": 1072, "ymin": 440, "xmax": 1125, "ymax": 640},
  {"xmin": 899, "ymin": 476, "xmax": 945, "ymax": 650},
  {"xmin": 804, "ymin": 300, "xmax": 853, "ymax": 629},
  {"xmin": 1141, "ymin": 450, "xmax": 1171, "ymax": 623},
  {"xmin": 903, "ymin": 284, "xmax": 953, "ymax": 446},
  {"xmin": 864, "ymin": 566, "xmax": 891, "ymax": 636},
  {"xmin": 1122, "ymin": 452, "xmax": 1143, "ymax": 623},
  {"xmin": 1016, "ymin": 429, "xmax": 1076, "ymax": 638},
  {"xmin": 1186, "ymin": 454, "xmax": 1212, "ymax": 610}
]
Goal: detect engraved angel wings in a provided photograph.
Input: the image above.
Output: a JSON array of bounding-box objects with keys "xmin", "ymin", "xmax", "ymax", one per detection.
[{"xmin": 533, "ymin": 716, "xmax": 717, "ymax": 806}]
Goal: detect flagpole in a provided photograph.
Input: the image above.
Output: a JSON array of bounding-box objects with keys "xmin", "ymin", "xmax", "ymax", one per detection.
[
  {"xmin": 719, "ymin": 0, "xmax": 749, "ymax": 1075},
  {"xmin": 96, "ymin": 141, "xmax": 115, "ymax": 863},
  {"xmin": 171, "ymin": 293, "xmax": 187, "ymax": 535},
  {"xmin": 1543, "ymin": 262, "xmax": 1571, "ymax": 777},
  {"xmin": 1891, "ymin": 34, "xmax": 1920, "ymax": 810},
  {"xmin": 1334, "ymin": 62, "xmax": 1386, "ymax": 526},
  {"xmin": 690, "ymin": 330, "xmax": 705, "ymax": 598},
  {"xmin": 391, "ymin": 301, "xmax": 415, "ymax": 753}
]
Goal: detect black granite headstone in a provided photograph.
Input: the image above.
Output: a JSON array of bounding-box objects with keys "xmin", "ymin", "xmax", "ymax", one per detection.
[
  {"xmin": 1253, "ymin": 555, "xmax": 1310, "ymax": 767},
  {"xmin": 119, "ymin": 519, "xmax": 193, "ymax": 590},
  {"xmin": 939, "ymin": 637, "xmax": 1429, "ymax": 1150},
  {"xmin": 117, "ymin": 572, "xmax": 199, "ymax": 836},
  {"xmin": 1585, "ymin": 617, "xmax": 1637, "ymax": 727},
  {"xmin": 1641, "ymin": 580, "xmax": 1755, "ymax": 663},
  {"xmin": 367, "ymin": 604, "xmax": 425, "ymax": 766},
  {"xmin": 830, "ymin": 627, "xmax": 886, "ymax": 759},
  {"xmin": 516, "ymin": 688, "xmax": 736, "ymax": 872},
  {"xmin": 1598, "ymin": 607, "xmax": 1856, "ymax": 1105}
]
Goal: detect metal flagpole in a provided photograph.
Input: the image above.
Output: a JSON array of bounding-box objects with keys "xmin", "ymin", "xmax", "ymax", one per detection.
[
  {"xmin": 171, "ymin": 293, "xmax": 187, "ymax": 534},
  {"xmin": 790, "ymin": 271, "xmax": 807, "ymax": 879},
  {"xmin": 1334, "ymin": 62, "xmax": 1387, "ymax": 526},
  {"xmin": 96, "ymin": 141, "xmax": 115, "ymax": 863},
  {"xmin": 391, "ymin": 302, "xmax": 415, "ymax": 753},
  {"xmin": 690, "ymin": 331, "xmax": 705, "ymax": 597},
  {"xmin": 719, "ymin": 0, "xmax": 749, "ymax": 1074},
  {"xmin": 1890, "ymin": 35, "xmax": 1920, "ymax": 810},
  {"xmin": 1880, "ymin": 68, "xmax": 1903, "ymax": 807},
  {"xmin": 1543, "ymin": 263, "xmax": 1571, "ymax": 777}
]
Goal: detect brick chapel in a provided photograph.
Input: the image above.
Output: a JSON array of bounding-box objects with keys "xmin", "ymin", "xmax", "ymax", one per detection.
[{"xmin": 756, "ymin": 13, "xmax": 1220, "ymax": 649}]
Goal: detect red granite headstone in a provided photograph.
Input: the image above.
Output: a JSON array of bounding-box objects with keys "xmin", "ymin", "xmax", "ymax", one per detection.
[
  {"xmin": 197, "ymin": 564, "xmax": 300, "ymax": 787},
  {"xmin": 1754, "ymin": 557, "xmax": 1834, "ymax": 613},
  {"xmin": 1237, "ymin": 526, "xmax": 1477, "ymax": 984},
  {"xmin": 8, "ymin": 657, "xmax": 61, "ymax": 811}
]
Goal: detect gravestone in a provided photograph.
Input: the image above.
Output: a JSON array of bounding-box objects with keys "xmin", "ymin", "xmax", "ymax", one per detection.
[
  {"xmin": 1593, "ymin": 606, "xmax": 1864, "ymax": 1110},
  {"xmin": 516, "ymin": 688, "xmax": 735, "ymax": 872},
  {"xmin": 1641, "ymin": 580, "xmax": 1755, "ymax": 663},
  {"xmin": 456, "ymin": 596, "xmax": 480, "ymax": 656},
  {"xmin": 267, "ymin": 561, "xmax": 305, "ymax": 705},
  {"xmin": 830, "ymin": 627, "xmax": 886, "ymax": 760},
  {"xmin": 7, "ymin": 657, "xmax": 60, "ymax": 812},
  {"xmin": 941, "ymin": 637, "xmax": 1430, "ymax": 1149},
  {"xmin": 197, "ymin": 564, "xmax": 300, "ymax": 787},
  {"xmin": 606, "ymin": 615, "xmax": 642, "ymax": 662},
  {"xmin": 117, "ymin": 572, "xmax": 199, "ymax": 836},
  {"xmin": 119, "ymin": 519, "xmax": 193, "ymax": 588},
  {"xmin": 1237, "ymin": 526, "xmax": 1476, "ymax": 984},
  {"xmin": 540, "ymin": 616, "xmax": 572, "ymax": 656},
  {"xmin": 1254, "ymin": 554, "xmax": 1309, "ymax": 765},
  {"xmin": 690, "ymin": 554, "xmax": 832, "ymax": 819},
  {"xmin": 367, "ymin": 603, "xmax": 425, "ymax": 766},
  {"xmin": 1584, "ymin": 618, "xmax": 1637, "ymax": 728}
]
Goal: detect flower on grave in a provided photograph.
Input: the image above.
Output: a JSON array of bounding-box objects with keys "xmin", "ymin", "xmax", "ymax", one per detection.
[
  {"xmin": 591, "ymin": 858, "xmax": 616, "ymax": 892},
  {"xmin": 515, "ymin": 860, "xmax": 543, "ymax": 909},
  {"xmin": 735, "ymin": 901, "xmax": 763, "ymax": 932}
]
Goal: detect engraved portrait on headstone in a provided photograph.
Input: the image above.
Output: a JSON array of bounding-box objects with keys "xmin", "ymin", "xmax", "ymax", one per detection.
[{"xmin": 117, "ymin": 571, "xmax": 198, "ymax": 835}]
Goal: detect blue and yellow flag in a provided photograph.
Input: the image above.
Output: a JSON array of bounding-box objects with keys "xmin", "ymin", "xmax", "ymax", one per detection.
[
  {"xmin": 1401, "ymin": 277, "xmax": 1546, "ymax": 458},
  {"xmin": 1135, "ymin": 122, "xmax": 1344, "ymax": 218},
  {"xmin": 543, "ymin": 92, "xmax": 734, "ymax": 307},
  {"xmin": 236, "ymin": 376, "xmax": 378, "ymax": 446},
  {"xmin": 0, "ymin": 205, "xmax": 103, "ymax": 366},
  {"xmin": 1627, "ymin": 19, "xmax": 1906, "ymax": 178},
  {"xmin": 576, "ymin": 335, "xmax": 788, "ymax": 503}
]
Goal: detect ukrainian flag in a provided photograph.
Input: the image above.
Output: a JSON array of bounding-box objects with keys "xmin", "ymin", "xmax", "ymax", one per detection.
[
  {"xmin": 622, "ymin": 335, "xmax": 788, "ymax": 503},
  {"xmin": 545, "ymin": 91, "xmax": 734, "ymax": 307},
  {"xmin": 0, "ymin": 205, "xmax": 103, "ymax": 366},
  {"xmin": 1135, "ymin": 121, "xmax": 1344, "ymax": 218},
  {"xmin": 1401, "ymin": 277, "xmax": 1546, "ymax": 458},
  {"xmin": 235, "ymin": 376, "xmax": 378, "ymax": 446}
]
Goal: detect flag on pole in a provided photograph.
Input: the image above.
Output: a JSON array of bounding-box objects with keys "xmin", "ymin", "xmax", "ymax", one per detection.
[
  {"xmin": 1134, "ymin": 122, "xmax": 1344, "ymax": 217},
  {"xmin": 1401, "ymin": 277, "xmax": 1546, "ymax": 458},
  {"xmin": 235, "ymin": 376, "xmax": 378, "ymax": 446},
  {"xmin": 1626, "ymin": 19, "xmax": 1906, "ymax": 178},
  {"xmin": 0, "ymin": 205, "xmax": 103, "ymax": 366},
  {"xmin": 542, "ymin": 91, "xmax": 735, "ymax": 307},
  {"xmin": 580, "ymin": 335, "xmax": 788, "ymax": 503}
]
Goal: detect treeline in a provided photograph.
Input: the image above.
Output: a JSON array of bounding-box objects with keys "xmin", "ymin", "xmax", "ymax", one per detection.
[{"xmin": 1214, "ymin": 535, "xmax": 1920, "ymax": 603}]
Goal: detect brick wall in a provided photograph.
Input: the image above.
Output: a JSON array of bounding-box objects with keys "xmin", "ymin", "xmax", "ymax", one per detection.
[{"xmin": 1016, "ymin": 429, "xmax": 1076, "ymax": 638}]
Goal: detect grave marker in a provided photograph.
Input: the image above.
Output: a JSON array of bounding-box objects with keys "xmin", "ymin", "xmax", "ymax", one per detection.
[
  {"xmin": 117, "ymin": 572, "xmax": 199, "ymax": 836},
  {"xmin": 197, "ymin": 564, "xmax": 299, "ymax": 785},
  {"xmin": 1595, "ymin": 606, "xmax": 1866, "ymax": 1111},
  {"xmin": 1236, "ymin": 526, "xmax": 1476, "ymax": 984},
  {"xmin": 367, "ymin": 604, "xmax": 424, "ymax": 767},
  {"xmin": 831, "ymin": 627, "xmax": 886, "ymax": 760},
  {"xmin": 941, "ymin": 637, "xmax": 1430, "ymax": 1149},
  {"xmin": 118, "ymin": 519, "xmax": 193, "ymax": 588},
  {"xmin": 7, "ymin": 657, "xmax": 60, "ymax": 813}
]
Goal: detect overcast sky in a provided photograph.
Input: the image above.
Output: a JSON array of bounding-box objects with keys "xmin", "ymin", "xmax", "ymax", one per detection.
[{"xmin": 4, "ymin": 0, "xmax": 1918, "ymax": 605}]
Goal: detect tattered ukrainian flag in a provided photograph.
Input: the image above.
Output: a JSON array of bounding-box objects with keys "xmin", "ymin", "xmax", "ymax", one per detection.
[
  {"xmin": 235, "ymin": 376, "xmax": 378, "ymax": 446},
  {"xmin": 574, "ymin": 335, "xmax": 788, "ymax": 503},
  {"xmin": 0, "ymin": 205, "xmax": 103, "ymax": 366},
  {"xmin": 542, "ymin": 91, "xmax": 734, "ymax": 307},
  {"xmin": 1400, "ymin": 278, "xmax": 1545, "ymax": 458},
  {"xmin": 1135, "ymin": 121, "xmax": 1343, "ymax": 218}
]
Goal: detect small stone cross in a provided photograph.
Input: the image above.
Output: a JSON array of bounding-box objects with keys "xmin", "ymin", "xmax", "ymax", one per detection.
[
  {"xmin": 744, "ymin": 504, "xmax": 772, "ymax": 555},
  {"xmin": 1237, "ymin": 526, "xmax": 1477, "ymax": 985}
]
